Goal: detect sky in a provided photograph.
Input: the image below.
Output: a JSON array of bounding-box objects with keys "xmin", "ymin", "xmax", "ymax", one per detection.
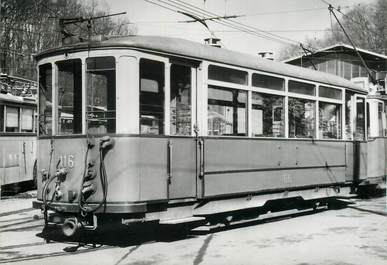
[{"xmin": 105, "ymin": 0, "xmax": 376, "ymax": 59}]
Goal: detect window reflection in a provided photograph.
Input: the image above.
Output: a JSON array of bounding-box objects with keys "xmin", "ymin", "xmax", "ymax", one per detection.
[
  {"xmin": 57, "ymin": 59, "xmax": 82, "ymax": 135},
  {"xmin": 38, "ymin": 64, "xmax": 52, "ymax": 136},
  {"xmin": 345, "ymin": 92, "xmax": 354, "ymax": 139},
  {"xmin": 208, "ymin": 86, "xmax": 247, "ymax": 136},
  {"xmin": 86, "ymin": 57, "xmax": 116, "ymax": 134},
  {"xmin": 319, "ymin": 102, "xmax": 341, "ymax": 139},
  {"xmin": 140, "ymin": 59, "xmax": 164, "ymax": 135},
  {"xmin": 251, "ymin": 92, "xmax": 285, "ymax": 137},
  {"xmin": 170, "ymin": 64, "xmax": 191, "ymax": 135},
  {"xmin": 288, "ymin": 97, "xmax": 316, "ymax": 138},
  {"xmin": 355, "ymin": 98, "xmax": 366, "ymax": 140}
]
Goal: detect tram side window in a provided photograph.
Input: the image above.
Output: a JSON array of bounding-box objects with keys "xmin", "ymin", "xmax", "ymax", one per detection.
[
  {"xmin": 288, "ymin": 80, "xmax": 315, "ymax": 96},
  {"xmin": 288, "ymin": 97, "xmax": 316, "ymax": 138},
  {"xmin": 0, "ymin": 106, "xmax": 3, "ymax": 132},
  {"xmin": 251, "ymin": 92, "xmax": 285, "ymax": 137},
  {"xmin": 345, "ymin": 92, "xmax": 354, "ymax": 139},
  {"xmin": 21, "ymin": 108, "xmax": 34, "ymax": 132},
  {"xmin": 6, "ymin": 107, "xmax": 19, "ymax": 132},
  {"xmin": 86, "ymin": 57, "xmax": 116, "ymax": 134},
  {"xmin": 38, "ymin": 64, "xmax": 52, "ymax": 136},
  {"xmin": 319, "ymin": 86, "xmax": 342, "ymax": 100},
  {"xmin": 208, "ymin": 86, "xmax": 247, "ymax": 136},
  {"xmin": 57, "ymin": 59, "xmax": 82, "ymax": 135},
  {"xmin": 355, "ymin": 98, "xmax": 366, "ymax": 140},
  {"xmin": 319, "ymin": 102, "xmax": 341, "ymax": 139},
  {"xmin": 140, "ymin": 59, "xmax": 165, "ymax": 135},
  {"xmin": 252, "ymin": 73, "xmax": 284, "ymax": 91},
  {"xmin": 170, "ymin": 64, "xmax": 191, "ymax": 135},
  {"xmin": 208, "ymin": 65, "xmax": 248, "ymax": 85}
]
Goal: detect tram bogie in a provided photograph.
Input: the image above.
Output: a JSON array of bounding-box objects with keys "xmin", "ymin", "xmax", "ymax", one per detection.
[{"xmin": 33, "ymin": 36, "xmax": 386, "ymax": 236}]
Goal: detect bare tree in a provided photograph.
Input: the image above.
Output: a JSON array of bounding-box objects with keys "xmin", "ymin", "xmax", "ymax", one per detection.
[
  {"xmin": 279, "ymin": 1, "xmax": 387, "ymax": 60},
  {"xmin": 0, "ymin": 0, "xmax": 136, "ymax": 79}
]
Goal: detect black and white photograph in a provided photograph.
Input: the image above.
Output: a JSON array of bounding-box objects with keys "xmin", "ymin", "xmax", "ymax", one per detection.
[{"xmin": 0, "ymin": 0, "xmax": 386, "ymax": 264}]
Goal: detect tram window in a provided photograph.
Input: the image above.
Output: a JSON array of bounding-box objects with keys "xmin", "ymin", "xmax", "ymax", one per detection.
[
  {"xmin": 170, "ymin": 64, "xmax": 191, "ymax": 135},
  {"xmin": 86, "ymin": 57, "xmax": 116, "ymax": 134},
  {"xmin": 0, "ymin": 106, "xmax": 3, "ymax": 132},
  {"xmin": 140, "ymin": 59, "xmax": 165, "ymax": 135},
  {"xmin": 38, "ymin": 63, "xmax": 52, "ymax": 136},
  {"xmin": 251, "ymin": 92, "xmax": 285, "ymax": 137},
  {"xmin": 21, "ymin": 108, "xmax": 33, "ymax": 132},
  {"xmin": 367, "ymin": 102, "xmax": 370, "ymax": 138},
  {"xmin": 57, "ymin": 59, "xmax": 82, "ymax": 135},
  {"xmin": 378, "ymin": 103, "xmax": 383, "ymax": 136},
  {"xmin": 288, "ymin": 80, "xmax": 315, "ymax": 96},
  {"xmin": 319, "ymin": 102, "xmax": 341, "ymax": 139},
  {"xmin": 208, "ymin": 86, "xmax": 247, "ymax": 136},
  {"xmin": 288, "ymin": 97, "xmax": 316, "ymax": 138},
  {"xmin": 252, "ymin": 73, "xmax": 284, "ymax": 91},
  {"xmin": 319, "ymin": 86, "xmax": 342, "ymax": 100},
  {"xmin": 208, "ymin": 65, "xmax": 248, "ymax": 85},
  {"xmin": 345, "ymin": 92, "xmax": 354, "ymax": 139},
  {"xmin": 355, "ymin": 98, "xmax": 366, "ymax": 140},
  {"xmin": 6, "ymin": 107, "xmax": 19, "ymax": 132}
]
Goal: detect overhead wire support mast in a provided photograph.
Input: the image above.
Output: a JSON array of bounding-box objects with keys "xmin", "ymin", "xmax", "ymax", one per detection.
[
  {"xmin": 59, "ymin": 12, "xmax": 127, "ymax": 44},
  {"xmin": 327, "ymin": 4, "xmax": 376, "ymax": 84}
]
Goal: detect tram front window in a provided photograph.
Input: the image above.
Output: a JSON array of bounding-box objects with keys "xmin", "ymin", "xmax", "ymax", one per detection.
[
  {"xmin": 319, "ymin": 102, "xmax": 341, "ymax": 139},
  {"xmin": 170, "ymin": 64, "xmax": 191, "ymax": 135},
  {"xmin": 140, "ymin": 59, "xmax": 165, "ymax": 135},
  {"xmin": 288, "ymin": 97, "xmax": 316, "ymax": 138},
  {"xmin": 86, "ymin": 57, "xmax": 116, "ymax": 134},
  {"xmin": 208, "ymin": 86, "xmax": 247, "ymax": 136},
  {"xmin": 38, "ymin": 63, "xmax": 52, "ymax": 136},
  {"xmin": 57, "ymin": 59, "xmax": 82, "ymax": 134}
]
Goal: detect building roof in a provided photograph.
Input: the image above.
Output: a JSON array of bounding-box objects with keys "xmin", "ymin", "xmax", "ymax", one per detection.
[
  {"xmin": 36, "ymin": 35, "xmax": 367, "ymax": 93},
  {"xmin": 283, "ymin": 43, "xmax": 387, "ymax": 65}
]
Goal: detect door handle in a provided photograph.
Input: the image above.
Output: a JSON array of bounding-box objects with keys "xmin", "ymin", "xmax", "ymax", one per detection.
[{"xmin": 167, "ymin": 140, "xmax": 172, "ymax": 185}]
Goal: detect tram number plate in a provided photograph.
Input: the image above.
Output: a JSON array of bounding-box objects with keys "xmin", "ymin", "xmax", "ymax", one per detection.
[
  {"xmin": 282, "ymin": 174, "xmax": 293, "ymax": 185},
  {"xmin": 57, "ymin": 154, "xmax": 75, "ymax": 169}
]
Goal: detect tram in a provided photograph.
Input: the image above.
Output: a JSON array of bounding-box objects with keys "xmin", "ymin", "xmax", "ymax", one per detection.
[
  {"xmin": 0, "ymin": 93, "xmax": 36, "ymax": 192},
  {"xmin": 33, "ymin": 36, "xmax": 379, "ymax": 236}
]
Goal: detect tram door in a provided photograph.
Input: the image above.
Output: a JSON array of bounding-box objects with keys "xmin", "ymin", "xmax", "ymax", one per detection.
[{"xmin": 167, "ymin": 62, "xmax": 199, "ymax": 199}]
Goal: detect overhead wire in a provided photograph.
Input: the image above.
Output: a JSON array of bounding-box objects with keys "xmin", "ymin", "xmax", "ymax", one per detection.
[
  {"xmin": 146, "ymin": 0, "xmax": 318, "ymax": 50},
  {"xmin": 170, "ymin": 0, "xmax": 310, "ymax": 47}
]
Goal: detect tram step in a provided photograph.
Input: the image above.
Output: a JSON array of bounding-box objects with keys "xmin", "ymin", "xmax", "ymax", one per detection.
[{"xmin": 159, "ymin": 216, "xmax": 206, "ymax": 225}]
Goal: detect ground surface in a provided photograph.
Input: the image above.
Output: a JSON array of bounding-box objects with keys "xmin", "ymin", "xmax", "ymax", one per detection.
[{"xmin": 0, "ymin": 193, "xmax": 386, "ymax": 265}]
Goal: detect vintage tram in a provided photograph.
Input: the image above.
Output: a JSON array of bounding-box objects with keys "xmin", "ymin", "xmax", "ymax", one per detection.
[
  {"xmin": 33, "ymin": 36, "xmax": 380, "ymax": 236},
  {"xmin": 0, "ymin": 93, "xmax": 36, "ymax": 192}
]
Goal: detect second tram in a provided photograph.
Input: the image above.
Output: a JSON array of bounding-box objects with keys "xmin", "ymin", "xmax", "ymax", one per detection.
[{"xmin": 0, "ymin": 93, "xmax": 36, "ymax": 191}]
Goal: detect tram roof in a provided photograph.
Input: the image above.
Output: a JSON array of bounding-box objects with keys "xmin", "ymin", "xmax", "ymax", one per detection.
[
  {"xmin": 0, "ymin": 93, "xmax": 36, "ymax": 106},
  {"xmin": 37, "ymin": 35, "xmax": 366, "ymax": 93}
]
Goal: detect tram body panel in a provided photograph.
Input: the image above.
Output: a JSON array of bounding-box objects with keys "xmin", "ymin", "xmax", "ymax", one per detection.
[
  {"xmin": 202, "ymin": 138, "xmax": 347, "ymax": 197},
  {"xmin": 0, "ymin": 136, "xmax": 36, "ymax": 186},
  {"xmin": 367, "ymin": 138, "xmax": 386, "ymax": 179}
]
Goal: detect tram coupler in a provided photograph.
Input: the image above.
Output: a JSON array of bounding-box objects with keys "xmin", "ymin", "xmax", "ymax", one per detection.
[{"xmin": 45, "ymin": 213, "xmax": 98, "ymax": 237}]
